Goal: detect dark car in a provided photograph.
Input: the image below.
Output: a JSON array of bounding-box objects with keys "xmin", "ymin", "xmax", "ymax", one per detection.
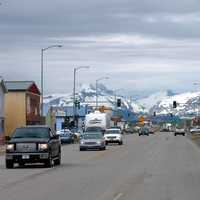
[
  {"xmin": 5, "ymin": 126, "xmax": 61, "ymax": 169},
  {"xmin": 57, "ymin": 129, "xmax": 74, "ymax": 144},
  {"xmin": 139, "ymin": 127, "xmax": 149, "ymax": 136}
]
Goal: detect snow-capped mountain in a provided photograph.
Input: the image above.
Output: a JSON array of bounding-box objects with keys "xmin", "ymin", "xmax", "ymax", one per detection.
[
  {"xmin": 44, "ymin": 84, "xmax": 145, "ymax": 114},
  {"xmin": 137, "ymin": 90, "xmax": 175, "ymax": 110},
  {"xmin": 150, "ymin": 91, "xmax": 200, "ymax": 116},
  {"xmin": 44, "ymin": 84, "xmax": 200, "ymax": 117}
]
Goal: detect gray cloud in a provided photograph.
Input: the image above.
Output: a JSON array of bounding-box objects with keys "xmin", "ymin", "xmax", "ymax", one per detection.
[{"xmin": 1, "ymin": 0, "xmax": 200, "ymax": 94}]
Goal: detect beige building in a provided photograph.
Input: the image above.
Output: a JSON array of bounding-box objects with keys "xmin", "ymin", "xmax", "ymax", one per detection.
[{"xmin": 5, "ymin": 81, "xmax": 41, "ymax": 136}]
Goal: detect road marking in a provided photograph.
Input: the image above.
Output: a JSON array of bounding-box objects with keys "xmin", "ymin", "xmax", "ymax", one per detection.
[{"xmin": 113, "ymin": 193, "xmax": 124, "ymax": 200}]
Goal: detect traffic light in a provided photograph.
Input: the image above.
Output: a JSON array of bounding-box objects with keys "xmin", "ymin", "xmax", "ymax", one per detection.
[
  {"xmin": 170, "ymin": 113, "xmax": 173, "ymax": 117},
  {"xmin": 173, "ymin": 101, "xmax": 177, "ymax": 108},
  {"xmin": 74, "ymin": 99, "xmax": 81, "ymax": 108},
  {"xmin": 117, "ymin": 98, "xmax": 121, "ymax": 107},
  {"xmin": 153, "ymin": 112, "xmax": 156, "ymax": 116},
  {"xmin": 78, "ymin": 101, "xmax": 81, "ymax": 109}
]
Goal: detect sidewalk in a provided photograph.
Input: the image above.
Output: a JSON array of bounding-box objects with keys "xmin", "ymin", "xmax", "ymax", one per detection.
[{"xmin": 0, "ymin": 145, "xmax": 5, "ymax": 156}]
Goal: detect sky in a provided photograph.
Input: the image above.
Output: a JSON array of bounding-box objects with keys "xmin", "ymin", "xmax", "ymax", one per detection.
[{"xmin": 1, "ymin": 0, "xmax": 200, "ymax": 95}]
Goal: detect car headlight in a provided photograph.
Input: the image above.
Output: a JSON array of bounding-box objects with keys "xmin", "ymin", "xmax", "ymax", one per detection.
[
  {"xmin": 38, "ymin": 143, "xmax": 48, "ymax": 150},
  {"xmin": 97, "ymin": 141, "xmax": 101, "ymax": 145},
  {"xmin": 80, "ymin": 141, "xmax": 85, "ymax": 145},
  {"xmin": 6, "ymin": 144, "xmax": 14, "ymax": 151}
]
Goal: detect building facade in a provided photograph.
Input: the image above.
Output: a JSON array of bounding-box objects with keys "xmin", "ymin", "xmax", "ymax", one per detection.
[
  {"xmin": 5, "ymin": 81, "xmax": 41, "ymax": 136},
  {"xmin": 0, "ymin": 80, "xmax": 7, "ymax": 142}
]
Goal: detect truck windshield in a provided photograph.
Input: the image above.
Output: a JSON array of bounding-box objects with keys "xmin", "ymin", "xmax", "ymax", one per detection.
[{"xmin": 12, "ymin": 128, "xmax": 50, "ymax": 139}]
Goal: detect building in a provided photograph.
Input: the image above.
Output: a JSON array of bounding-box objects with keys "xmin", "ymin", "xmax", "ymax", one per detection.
[
  {"xmin": 0, "ymin": 79, "xmax": 7, "ymax": 143},
  {"xmin": 5, "ymin": 81, "xmax": 41, "ymax": 136}
]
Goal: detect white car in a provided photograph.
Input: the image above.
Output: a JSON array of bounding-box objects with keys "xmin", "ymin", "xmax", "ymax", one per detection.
[
  {"xmin": 190, "ymin": 127, "xmax": 200, "ymax": 134},
  {"xmin": 104, "ymin": 128, "xmax": 123, "ymax": 145},
  {"xmin": 174, "ymin": 128, "xmax": 185, "ymax": 136}
]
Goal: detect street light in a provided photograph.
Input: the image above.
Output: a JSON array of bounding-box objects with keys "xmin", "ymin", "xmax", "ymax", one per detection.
[
  {"xmin": 73, "ymin": 66, "xmax": 90, "ymax": 127},
  {"xmin": 41, "ymin": 45, "xmax": 62, "ymax": 116},
  {"xmin": 96, "ymin": 76, "xmax": 109, "ymax": 109}
]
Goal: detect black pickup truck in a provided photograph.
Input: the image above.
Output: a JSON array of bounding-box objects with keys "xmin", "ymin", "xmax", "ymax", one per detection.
[{"xmin": 5, "ymin": 126, "xmax": 61, "ymax": 169}]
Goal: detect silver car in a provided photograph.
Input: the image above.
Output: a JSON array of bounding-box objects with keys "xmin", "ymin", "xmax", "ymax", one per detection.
[{"xmin": 79, "ymin": 132, "xmax": 106, "ymax": 151}]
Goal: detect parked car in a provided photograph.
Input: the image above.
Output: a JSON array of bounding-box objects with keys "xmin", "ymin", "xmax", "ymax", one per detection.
[
  {"xmin": 174, "ymin": 128, "xmax": 185, "ymax": 136},
  {"xmin": 60, "ymin": 132, "xmax": 74, "ymax": 144},
  {"xmin": 5, "ymin": 126, "xmax": 61, "ymax": 169},
  {"xmin": 190, "ymin": 127, "xmax": 200, "ymax": 134},
  {"xmin": 57, "ymin": 129, "xmax": 74, "ymax": 144},
  {"xmin": 79, "ymin": 132, "xmax": 106, "ymax": 151},
  {"xmin": 139, "ymin": 127, "xmax": 149, "ymax": 136},
  {"xmin": 104, "ymin": 128, "xmax": 123, "ymax": 145}
]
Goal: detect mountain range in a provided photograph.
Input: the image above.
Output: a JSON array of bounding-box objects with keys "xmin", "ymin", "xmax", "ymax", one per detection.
[{"xmin": 44, "ymin": 84, "xmax": 200, "ymax": 117}]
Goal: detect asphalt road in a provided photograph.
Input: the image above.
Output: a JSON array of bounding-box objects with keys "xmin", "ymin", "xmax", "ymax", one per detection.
[{"xmin": 1, "ymin": 133, "xmax": 200, "ymax": 200}]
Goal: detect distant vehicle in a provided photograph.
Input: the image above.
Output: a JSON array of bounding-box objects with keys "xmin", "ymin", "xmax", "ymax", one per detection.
[
  {"xmin": 73, "ymin": 130, "xmax": 83, "ymax": 139},
  {"xmin": 59, "ymin": 131, "xmax": 74, "ymax": 144},
  {"xmin": 85, "ymin": 111, "xmax": 111, "ymax": 132},
  {"xmin": 149, "ymin": 127, "xmax": 155, "ymax": 134},
  {"xmin": 79, "ymin": 132, "xmax": 106, "ymax": 151},
  {"xmin": 57, "ymin": 129, "xmax": 74, "ymax": 144},
  {"xmin": 190, "ymin": 127, "xmax": 200, "ymax": 134},
  {"xmin": 174, "ymin": 128, "xmax": 185, "ymax": 136},
  {"xmin": 104, "ymin": 128, "xmax": 123, "ymax": 145},
  {"xmin": 139, "ymin": 127, "xmax": 149, "ymax": 136},
  {"xmin": 5, "ymin": 126, "xmax": 61, "ymax": 169}
]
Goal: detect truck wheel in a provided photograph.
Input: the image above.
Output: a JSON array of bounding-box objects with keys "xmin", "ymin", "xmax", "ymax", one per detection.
[
  {"xmin": 54, "ymin": 152, "xmax": 61, "ymax": 166},
  {"xmin": 174, "ymin": 133, "xmax": 177, "ymax": 136},
  {"xmin": 119, "ymin": 141, "xmax": 123, "ymax": 145},
  {"xmin": 44, "ymin": 153, "xmax": 53, "ymax": 168},
  {"xmin": 6, "ymin": 160, "xmax": 14, "ymax": 169},
  {"xmin": 18, "ymin": 162, "xmax": 25, "ymax": 167}
]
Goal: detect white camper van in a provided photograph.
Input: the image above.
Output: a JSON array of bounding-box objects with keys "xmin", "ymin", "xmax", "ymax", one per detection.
[{"xmin": 85, "ymin": 111, "xmax": 111, "ymax": 132}]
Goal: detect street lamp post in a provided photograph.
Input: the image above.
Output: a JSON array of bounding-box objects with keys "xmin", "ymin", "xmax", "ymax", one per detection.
[
  {"xmin": 41, "ymin": 45, "xmax": 62, "ymax": 117},
  {"xmin": 193, "ymin": 82, "xmax": 200, "ymax": 116},
  {"xmin": 95, "ymin": 77, "xmax": 109, "ymax": 109},
  {"xmin": 73, "ymin": 66, "xmax": 90, "ymax": 128}
]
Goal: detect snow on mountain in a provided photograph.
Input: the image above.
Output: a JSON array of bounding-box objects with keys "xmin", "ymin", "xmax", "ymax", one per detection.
[
  {"xmin": 151, "ymin": 91, "xmax": 200, "ymax": 116},
  {"xmin": 44, "ymin": 84, "xmax": 144, "ymax": 114},
  {"xmin": 137, "ymin": 90, "xmax": 175, "ymax": 110}
]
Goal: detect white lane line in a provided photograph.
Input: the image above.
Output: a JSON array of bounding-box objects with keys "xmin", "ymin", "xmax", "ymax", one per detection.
[{"xmin": 113, "ymin": 193, "xmax": 124, "ymax": 200}]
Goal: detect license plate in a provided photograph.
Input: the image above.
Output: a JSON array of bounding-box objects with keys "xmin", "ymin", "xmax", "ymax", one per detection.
[{"xmin": 22, "ymin": 155, "xmax": 30, "ymax": 159}]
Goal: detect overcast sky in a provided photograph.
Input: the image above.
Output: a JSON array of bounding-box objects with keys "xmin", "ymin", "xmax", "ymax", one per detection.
[{"xmin": 1, "ymin": 0, "xmax": 200, "ymax": 95}]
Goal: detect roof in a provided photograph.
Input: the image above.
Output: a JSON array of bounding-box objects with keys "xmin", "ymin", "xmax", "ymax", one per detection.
[{"xmin": 5, "ymin": 81, "xmax": 40, "ymax": 94}]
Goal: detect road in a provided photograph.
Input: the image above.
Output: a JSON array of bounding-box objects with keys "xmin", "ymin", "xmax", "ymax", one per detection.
[{"xmin": 1, "ymin": 133, "xmax": 200, "ymax": 200}]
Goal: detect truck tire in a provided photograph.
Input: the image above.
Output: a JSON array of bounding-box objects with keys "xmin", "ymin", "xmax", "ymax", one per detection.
[
  {"xmin": 54, "ymin": 152, "xmax": 61, "ymax": 166},
  {"xmin": 44, "ymin": 153, "xmax": 53, "ymax": 168},
  {"xmin": 6, "ymin": 160, "xmax": 14, "ymax": 169}
]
